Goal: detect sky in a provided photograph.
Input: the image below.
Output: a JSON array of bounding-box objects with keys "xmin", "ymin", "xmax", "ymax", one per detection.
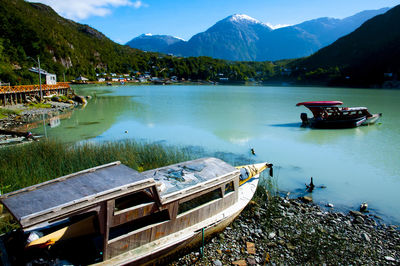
[{"xmin": 27, "ymin": 0, "xmax": 400, "ymax": 44}]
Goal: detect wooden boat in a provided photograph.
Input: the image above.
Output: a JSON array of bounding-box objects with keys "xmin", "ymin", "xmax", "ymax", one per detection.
[
  {"xmin": 0, "ymin": 158, "xmax": 272, "ymax": 265},
  {"xmin": 296, "ymin": 101, "xmax": 382, "ymax": 129}
]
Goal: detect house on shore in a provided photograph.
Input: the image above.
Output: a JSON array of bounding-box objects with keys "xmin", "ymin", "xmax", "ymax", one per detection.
[
  {"xmin": 29, "ymin": 67, "xmax": 57, "ymax": 85},
  {"xmin": 75, "ymin": 76, "xmax": 89, "ymax": 83}
]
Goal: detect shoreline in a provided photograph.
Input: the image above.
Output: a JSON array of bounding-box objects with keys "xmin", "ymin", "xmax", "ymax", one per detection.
[
  {"xmin": 0, "ymin": 101, "xmax": 77, "ymax": 146},
  {"xmin": 171, "ymin": 190, "xmax": 400, "ymax": 265},
  {"xmin": 0, "ymin": 102, "xmax": 74, "ymax": 129}
]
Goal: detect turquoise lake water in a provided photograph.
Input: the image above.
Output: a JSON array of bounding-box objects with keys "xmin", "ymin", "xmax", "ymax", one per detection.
[{"xmin": 32, "ymin": 85, "xmax": 400, "ymax": 223}]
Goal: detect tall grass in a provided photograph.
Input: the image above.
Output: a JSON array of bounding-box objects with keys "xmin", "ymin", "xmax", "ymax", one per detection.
[
  {"xmin": 0, "ymin": 140, "xmax": 191, "ymax": 194},
  {"xmin": 0, "ymin": 108, "xmax": 20, "ymax": 119}
]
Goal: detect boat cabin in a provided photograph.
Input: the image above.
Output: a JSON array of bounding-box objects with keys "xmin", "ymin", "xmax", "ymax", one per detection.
[
  {"xmin": 296, "ymin": 101, "xmax": 372, "ymax": 120},
  {"xmin": 0, "ymin": 158, "xmax": 245, "ymax": 265}
]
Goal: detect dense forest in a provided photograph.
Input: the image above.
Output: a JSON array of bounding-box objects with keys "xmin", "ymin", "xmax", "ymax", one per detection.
[{"xmin": 0, "ymin": 0, "xmax": 281, "ymax": 85}]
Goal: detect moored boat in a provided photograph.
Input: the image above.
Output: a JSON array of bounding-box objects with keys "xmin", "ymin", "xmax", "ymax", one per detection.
[
  {"xmin": 0, "ymin": 158, "xmax": 272, "ymax": 265},
  {"xmin": 296, "ymin": 101, "xmax": 382, "ymax": 129}
]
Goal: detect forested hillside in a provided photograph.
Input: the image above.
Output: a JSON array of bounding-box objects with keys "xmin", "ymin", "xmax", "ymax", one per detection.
[
  {"xmin": 0, "ymin": 0, "xmax": 278, "ymax": 84},
  {"xmin": 293, "ymin": 4, "xmax": 400, "ymax": 86}
]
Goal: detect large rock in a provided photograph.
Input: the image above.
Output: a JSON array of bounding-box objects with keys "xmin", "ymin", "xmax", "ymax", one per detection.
[
  {"xmin": 299, "ymin": 196, "xmax": 313, "ymax": 203},
  {"xmin": 73, "ymin": 95, "xmax": 87, "ymax": 104}
]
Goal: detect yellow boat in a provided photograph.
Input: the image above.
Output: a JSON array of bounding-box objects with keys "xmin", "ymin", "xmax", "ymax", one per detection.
[{"xmin": 236, "ymin": 162, "xmax": 273, "ymax": 186}]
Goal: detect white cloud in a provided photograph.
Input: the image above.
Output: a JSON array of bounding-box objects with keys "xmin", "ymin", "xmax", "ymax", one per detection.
[
  {"xmin": 265, "ymin": 22, "xmax": 291, "ymax": 29},
  {"xmin": 26, "ymin": 0, "xmax": 148, "ymax": 20},
  {"xmin": 133, "ymin": 0, "xmax": 148, "ymax": 9}
]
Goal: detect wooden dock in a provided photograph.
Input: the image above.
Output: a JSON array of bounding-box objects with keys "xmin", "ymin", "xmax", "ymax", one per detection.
[{"xmin": 0, "ymin": 82, "xmax": 71, "ymax": 106}]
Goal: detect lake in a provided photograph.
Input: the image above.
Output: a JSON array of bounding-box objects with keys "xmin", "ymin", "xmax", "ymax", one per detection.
[{"xmin": 32, "ymin": 84, "xmax": 400, "ymax": 224}]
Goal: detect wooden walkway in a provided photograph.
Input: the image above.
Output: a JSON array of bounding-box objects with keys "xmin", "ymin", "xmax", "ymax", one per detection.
[{"xmin": 0, "ymin": 82, "xmax": 71, "ymax": 106}]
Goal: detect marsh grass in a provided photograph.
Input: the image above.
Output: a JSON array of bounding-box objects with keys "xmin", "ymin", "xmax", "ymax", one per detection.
[
  {"xmin": 0, "ymin": 140, "xmax": 191, "ymax": 194},
  {"xmin": 0, "ymin": 108, "xmax": 20, "ymax": 119}
]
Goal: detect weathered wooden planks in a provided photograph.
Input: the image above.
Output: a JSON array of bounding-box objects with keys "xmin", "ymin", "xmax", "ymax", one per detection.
[{"xmin": 0, "ymin": 162, "xmax": 156, "ymax": 228}]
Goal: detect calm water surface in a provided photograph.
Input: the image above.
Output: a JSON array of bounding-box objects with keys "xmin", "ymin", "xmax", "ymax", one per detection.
[{"xmin": 33, "ymin": 85, "xmax": 400, "ymax": 223}]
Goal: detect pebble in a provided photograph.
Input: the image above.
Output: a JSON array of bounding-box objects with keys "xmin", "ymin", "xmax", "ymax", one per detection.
[
  {"xmin": 268, "ymin": 232, "xmax": 276, "ymax": 239},
  {"xmin": 384, "ymin": 256, "xmax": 395, "ymax": 262},
  {"xmin": 355, "ymin": 216, "xmax": 365, "ymax": 224},
  {"xmin": 350, "ymin": 211, "xmax": 364, "ymax": 217},
  {"xmin": 362, "ymin": 233, "xmax": 371, "ymax": 242},
  {"xmin": 300, "ymin": 196, "xmax": 313, "ymax": 203},
  {"xmin": 170, "ymin": 196, "xmax": 400, "ymax": 266},
  {"xmin": 213, "ymin": 259, "xmax": 222, "ymax": 266}
]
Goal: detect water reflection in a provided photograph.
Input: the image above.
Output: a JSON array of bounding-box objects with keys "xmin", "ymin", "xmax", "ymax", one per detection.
[
  {"xmin": 49, "ymin": 117, "xmax": 60, "ymax": 128},
  {"xmin": 269, "ymin": 122, "xmax": 302, "ymax": 128},
  {"xmin": 32, "ymin": 95, "xmax": 143, "ymax": 143}
]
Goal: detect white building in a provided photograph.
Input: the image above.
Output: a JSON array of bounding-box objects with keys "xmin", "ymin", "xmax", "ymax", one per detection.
[
  {"xmin": 46, "ymin": 74, "xmax": 57, "ymax": 85},
  {"xmin": 29, "ymin": 67, "xmax": 57, "ymax": 85}
]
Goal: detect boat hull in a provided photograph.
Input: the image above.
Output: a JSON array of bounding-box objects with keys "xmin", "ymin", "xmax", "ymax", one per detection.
[
  {"xmin": 310, "ymin": 116, "xmax": 367, "ymax": 129},
  {"xmin": 96, "ymin": 177, "xmax": 259, "ymax": 266}
]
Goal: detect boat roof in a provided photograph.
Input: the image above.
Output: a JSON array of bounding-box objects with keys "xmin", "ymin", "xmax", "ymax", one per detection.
[
  {"xmin": 141, "ymin": 157, "xmax": 239, "ymax": 204},
  {"xmin": 0, "ymin": 158, "xmax": 240, "ymax": 228},
  {"xmin": 296, "ymin": 101, "xmax": 343, "ymax": 107},
  {"xmin": 0, "ymin": 162, "xmax": 155, "ymax": 229}
]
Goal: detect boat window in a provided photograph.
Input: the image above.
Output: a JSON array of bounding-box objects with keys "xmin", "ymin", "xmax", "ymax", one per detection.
[
  {"xmin": 109, "ymin": 210, "xmax": 169, "ymax": 240},
  {"xmin": 178, "ymin": 188, "xmax": 222, "ymax": 215},
  {"xmin": 114, "ymin": 189, "xmax": 154, "ymax": 211},
  {"xmin": 225, "ymin": 181, "xmax": 234, "ymax": 195}
]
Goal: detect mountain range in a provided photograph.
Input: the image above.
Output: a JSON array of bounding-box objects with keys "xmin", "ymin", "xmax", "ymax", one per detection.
[
  {"xmin": 126, "ymin": 9, "xmax": 389, "ymax": 61},
  {"xmin": 295, "ymin": 4, "xmax": 400, "ymax": 86}
]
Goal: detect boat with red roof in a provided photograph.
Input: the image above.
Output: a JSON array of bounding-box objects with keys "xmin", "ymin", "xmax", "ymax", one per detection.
[{"xmin": 296, "ymin": 101, "xmax": 382, "ymax": 129}]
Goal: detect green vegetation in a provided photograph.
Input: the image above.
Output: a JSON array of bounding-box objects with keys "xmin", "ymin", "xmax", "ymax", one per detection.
[
  {"xmin": 0, "ymin": 0, "xmax": 281, "ymax": 85},
  {"xmin": 0, "ymin": 108, "xmax": 20, "ymax": 119},
  {"xmin": 27, "ymin": 102, "xmax": 52, "ymax": 108},
  {"xmin": 0, "ymin": 140, "xmax": 191, "ymax": 194}
]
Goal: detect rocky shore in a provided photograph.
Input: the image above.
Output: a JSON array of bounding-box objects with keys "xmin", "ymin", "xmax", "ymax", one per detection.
[
  {"xmin": 0, "ymin": 102, "xmax": 74, "ymax": 131},
  {"xmin": 171, "ymin": 188, "xmax": 400, "ymax": 265}
]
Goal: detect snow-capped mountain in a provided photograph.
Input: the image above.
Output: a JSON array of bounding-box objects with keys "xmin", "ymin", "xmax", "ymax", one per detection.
[
  {"xmin": 125, "ymin": 34, "xmax": 184, "ymax": 53},
  {"xmin": 126, "ymin": 8, "xmax": 390, "ymax": 61},
  {"xmin": 167, "ymin": 14, "xmax": 272, "ymax": 61}
]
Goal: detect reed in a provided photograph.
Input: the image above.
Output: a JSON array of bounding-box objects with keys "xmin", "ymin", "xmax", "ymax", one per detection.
[{"xmin": 0, "ymin": 140, "xmax": 191, "ymax": 195}]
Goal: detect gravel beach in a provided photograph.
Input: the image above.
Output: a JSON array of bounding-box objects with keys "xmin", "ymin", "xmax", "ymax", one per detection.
[{"xmin": 170, "ymin": 188, "xmax": 400, "ymax": 265}]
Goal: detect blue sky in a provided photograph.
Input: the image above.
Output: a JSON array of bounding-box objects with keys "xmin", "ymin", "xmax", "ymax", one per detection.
[{"xmin": 28, "ymin": 0, "xmax": 399, "ymax": 44}]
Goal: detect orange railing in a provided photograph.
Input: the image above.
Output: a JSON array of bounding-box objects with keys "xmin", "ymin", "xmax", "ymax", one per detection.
[{"xmin": 0, "ymin": 82, "xmax": 70, "ymax": 94}]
